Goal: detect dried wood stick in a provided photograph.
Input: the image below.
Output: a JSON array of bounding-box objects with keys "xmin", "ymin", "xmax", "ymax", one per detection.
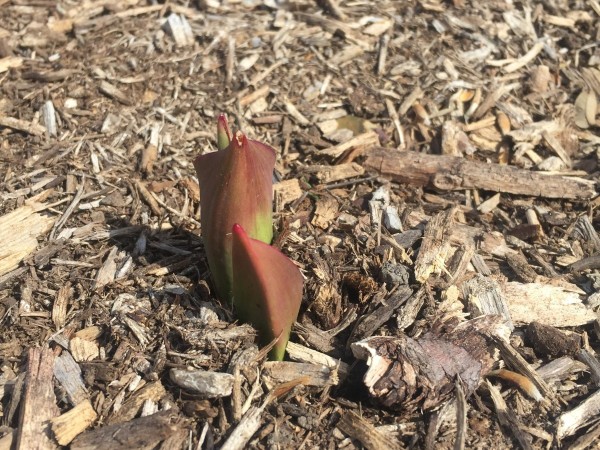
[
  {"xmin": 16, "ymin": 348, "xmax": 60, "ymax": 450},
  {"xmin": 364, "ymin": 148, "xmax": 596, "ymax": 200}
]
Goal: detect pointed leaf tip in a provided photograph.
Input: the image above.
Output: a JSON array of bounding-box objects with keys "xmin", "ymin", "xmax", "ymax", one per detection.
[
  {"xmin": 217, "ymin": 113, "xmax": 233, "ymax": 150},
  {"xmin": 232, "ymin": 224, "xmax": 303, "ymax": 361}
]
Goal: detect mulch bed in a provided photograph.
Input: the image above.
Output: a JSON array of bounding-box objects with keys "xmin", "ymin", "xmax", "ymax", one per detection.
[{"xmin": 1, "ymin": 0, "xmax": 600, "ymax": 448}]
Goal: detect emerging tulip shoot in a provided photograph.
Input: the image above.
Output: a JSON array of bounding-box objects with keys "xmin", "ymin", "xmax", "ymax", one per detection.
[
  {"xmin": 231, "ymin": 224, "xmax": 303, "ymax": 361},
  {"xmin": 194, "ymin": 115, "xmax": 276, "ymax": 301},
  {"xmin": 195, "ymin": 115, "xmax": 303, "ymax": 360}
]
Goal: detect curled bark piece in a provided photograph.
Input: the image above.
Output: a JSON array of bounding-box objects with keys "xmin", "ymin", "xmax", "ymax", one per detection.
[{"xmin": 351, "ymin": 315, "xmax": 510, "ymax": 411}]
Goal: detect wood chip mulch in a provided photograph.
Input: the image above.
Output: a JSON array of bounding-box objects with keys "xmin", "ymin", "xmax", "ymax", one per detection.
[{"xmin": 1, "ymin": 1, "xmax": 600, "ymax": 449}]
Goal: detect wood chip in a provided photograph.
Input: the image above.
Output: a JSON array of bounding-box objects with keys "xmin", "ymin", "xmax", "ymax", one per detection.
[
  {"xmin": 557, "ymin": 390, "xmax": 600, "ymax": 440},
  {"xmin": 503, "ymin": 281, "xmax": 596, "ymax": 327},
  {"xmin": 98, "ymin": 81, "xmax": 131, "ymax": 105},
  {"xmin": 337, "ymin": 410, "xmax": 402, "ymax": 450},
  {"xmin": 51, "ymin": 400, "xmax": 98, "ymax": 446},
  {"xmin": 170, "ymin": 368, "xmax": 234, "ymax": 398},
  {"xmin": 310, "ymin": 162, "xmax": 365, "ymax": 183},
  {"xmin": 0, "ymin": 116, "xmax": 46, "ymax": 136},
  {"xmin": 0, "ymin": 199, "xmax": 56, "ymax": 277},
  {"xmin": 17, "ymin": 348, "xmax": 60, "ymax": 450}
]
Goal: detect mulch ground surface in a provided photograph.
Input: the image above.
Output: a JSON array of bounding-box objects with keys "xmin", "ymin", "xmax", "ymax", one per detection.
[{"xmin": 1, "ymin": 1, "xmax": 600, "ymax": 449}]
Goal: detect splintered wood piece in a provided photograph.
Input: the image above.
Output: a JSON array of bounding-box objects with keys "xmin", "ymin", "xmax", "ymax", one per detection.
[
  {"xmin": 108, "ymin": 381, "xmax": 166, "ymax": 424},
  {"xmin": 0, "ymin": 429, "xmax": 16, "ymax": 450},
  {"xmin": 396, "ymin": 287, "xmax": 425, "ymax": 330},
  {"xmin": 351, "ymin": 316, "xmax": 510, "ymax": 411},
  {"xmin": 309, "ymin": 162, "xmax": 365, "ymax": 183},
  {"xmin": 169, "ymin": 368, "xmax": 234, "ymax": 398},
  {"xmin": 503, "ymin": 281, "xmax": 595, "ymax": 327},
  {"xmin": 349, "ymin": 287, "xmax": 413, "ymax": 343},
  {"xmin": 220, "ymin": 405, "xmax": 266, "ymax": 450},
  {"xmin": 98, "ymin": 81, "xmax": 131, "ymax": 105},
  {"xmin": 556, "ymin": 390, "xmax": 600, "ymax": 440},
  {"xmin": 50, "ymin": 400, "xmax": 97, "ymax": 446},
  {"xmin": 93, "ymin": 246, "xmax": 119, "ymax": 290},
  {"xmin": 285, "ymin": 342, "xmax": 350, "ymax": 378},
  {"xmin": 262, "ymin": 361, "xmax": 339, "ymax": 389},
  {"xmin": 53, "ymin": 351, "xmax": 89, "ymax": 406},
  {"xmin": 486, "ymin": 381, "xmax": 533, "ymax": 450},
  {"xmin": 71, "ymin": 410, "xmax": 179, "ymax": 450},
  {"xmin": 571, "ymin": 214, "xmax": 600, "ymax": 253},
  {"xmin": 462, "ymin": 275, "xmax": 513, "ymax": 330},
  {"xmin": 40, "ymin": 100, "xmax": 57, "ymax": 137},
  {"xmin": 364, "ymin": 148, "xmax": 596, "ymax": 200},
  {"xmin": 311, "ymin": 196, "xmax": 339, "ymax": 229},
  {"xmin": 414, "ymin": 207, "xmax": 455, "ymax": 284},
  {"xmin": 163, "ymin": 14, "xmax": 193, "ymax": 47},
  {"xmin": 536, "ymin": 356, "xmax": 587, "ymax": 382},
  {"xmin": 52, "ymin": 283, "xmax": 71, "ymax": 329},
  {"xmin": 0, "ymin": 55, "xmax": 23, "ymax": 73},
  {"xmin": 17, "ymin": 348, "xmax": 60, "ymax": 450},
  {"xmin": 319, "ymin": 131, "xmax": 380, "ymax": 158},
  {"xmin": 454, "ymin": 378, "xmax": 467, "ymax": 449},
  {"xmin": 69, "ymin": 337, "xmax": 99, "ymax": 362},
  {"xmin": 0, "ymin": 116, "xmax": 46, "ymax": 136},
  {"xmin": 576, "ymin": 349, "xmax": 600, "ymax": 387},
  {"xmin": 274, "ymin": 178, "xmax": 303, "ymax": 209},
  {"xmin": 337, "ymin": 410, "xmax": 402, "ymax": 450},
  {"xmin": 0, "ymin": 200, "xmax": 56, "ymax": 277},
  {"xmin": 494, "ymin": 336, "xmax": 552, "ymax": 399}
]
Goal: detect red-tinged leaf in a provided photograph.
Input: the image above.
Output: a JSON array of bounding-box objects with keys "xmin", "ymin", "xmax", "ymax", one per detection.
[
  {"xmin": 232, "ymin": 223, "xmax": 303, "ymax": 361},
  {"xmin": 217, "ymin": 113, "xmax": 233, "ymax": 151},
  {"xmin": 194, "ymin": 130, "xmax": 276, "ymax": 301}
]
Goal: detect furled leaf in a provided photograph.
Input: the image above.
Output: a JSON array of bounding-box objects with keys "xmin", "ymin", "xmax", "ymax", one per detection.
[
  {"xmin": 231, "ymin": 223, "xmax": 303, "ymax": 360},
  {"xmin": 194, "ymin": 129, "xmax": 276, "ymax": 301},
  {"xmin": 217, "ymin": 113, "xmax": 233, "ymax": 150}
]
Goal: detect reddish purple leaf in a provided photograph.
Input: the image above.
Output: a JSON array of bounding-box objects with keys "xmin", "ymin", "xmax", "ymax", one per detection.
[
  {"xmin": 194, "ymin": 129, "xmax": 276, "ymax": 301},
  {"xmin": 232, "ymin": 223, "xmax": 303, "ymax": 360}
]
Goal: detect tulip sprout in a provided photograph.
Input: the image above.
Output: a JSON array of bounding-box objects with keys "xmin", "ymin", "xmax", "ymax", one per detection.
[{"xmin": 195, "ymin": 115, "xmax": 303, "ymax": 360}]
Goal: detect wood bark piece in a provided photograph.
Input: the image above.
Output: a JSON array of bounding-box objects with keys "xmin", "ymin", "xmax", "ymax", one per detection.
[
  {"xmin": 486, "ymin": 381, "xmax": 533, "ymax": 449},
  {"xmin": 262, "ymin": 361, "xmax": 339, "ymax": 389},
  {"xmin": 525, "ymin": 322, "xmax": 581, "ymax": 357},
  {"xmin": 285, "ymin": 342, "xmax": 349, "ymax": 378},
  {"xmin": 348, "ymin": 286, "xmax": 413, "ymax": 344},
  {"xmin": 170, "ymin": 368, "xmax": 234, "ymax": 398},
  {"xmin": 53, "ymin": 351, "xmax": 89, "ymax": 406},
  {"xmin": 494, "ymin": 337, "xmax": 552, "ymax": 399},
  {"xmin": 351, "ymin": 316, "xmax": 510, "ymax": 411},
  {"xmin": 556, "ymin": 389, "xmax": 600, "ymax": 440},
  {"xmin": 0, "ymin": 56, "xmax": 23, "ymax": 73},
  {"xmin": 536, "ymin": 356, "xmax": 587, "ymax": 382},
  {"xmin": 364, "ymin": 148, "xmax": 596, "ymax": 200},
  {"xmin": 108, "ymin": 381, "xmax": 166, "ymax": 424},
  {"xmin": 503, "ymin": 281, "xmax": 596, "ymax": 327},
  {"xmin": 414, "ymin": 207, "xmax": 455, "ymax": 284},
  {"xmin": 0, "ymin": 116, "xmax": 46, "ymax": 136},
  {"xmin": 70, "ymin": 410, "xmax": 180, "ymax": 450},
  {"xmin": 50, "ymin": 399, "xmax": 97, "ymax": 446},
  {"xmin": 462, "ymin": 275, "xmax": 513, "ymax": 331},
  {"xmin": 220, "ymin": 405, "xmax": 266, "ymax": 450},
  {"xmin": 337, "ymin": 410, "xmax": 401, "ymax": 450},
  {"xmin": 16, "ymin": 347, "xmax": 60, "ymax": 450},
  {"xmin": 0, "ymin": 199, "xmax": 56, "ymax": 277},
  {"xmin": 577, "ymin": 349, "xmax": 600, "ymax": 387}
]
